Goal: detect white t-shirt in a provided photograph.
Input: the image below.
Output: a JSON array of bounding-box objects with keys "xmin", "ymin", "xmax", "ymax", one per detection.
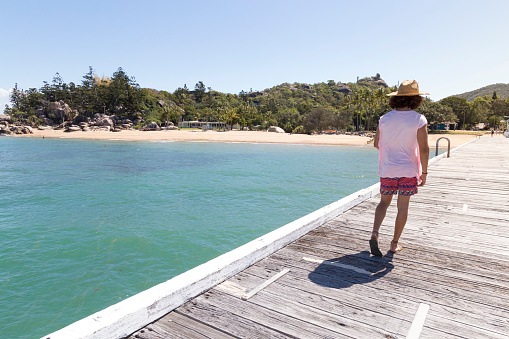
[{"xmin": 378, "ymin": 110, "xmax": 427, "ymax": 178}]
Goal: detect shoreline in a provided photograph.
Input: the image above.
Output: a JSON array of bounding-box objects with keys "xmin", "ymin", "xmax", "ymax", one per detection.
[{"xmin": 17, "ymin": 129, "xmax": 479, "ymax": 148}]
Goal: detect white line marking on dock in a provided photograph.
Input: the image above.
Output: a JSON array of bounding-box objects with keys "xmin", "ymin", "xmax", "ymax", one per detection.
[
  {"xmin": 462, "ymin": 204, "xmax": 468, "ymax": 212},
  {"xmin": 302, "ymin": 257, "xmax": 372, "ymax": 275},
  {"xmin": 406, "ymin": 303, "xmax": 430, "ymax": 339},
  {"xmin": 241, "ymin": 269, "xmax": 290, "ymax": 300}
]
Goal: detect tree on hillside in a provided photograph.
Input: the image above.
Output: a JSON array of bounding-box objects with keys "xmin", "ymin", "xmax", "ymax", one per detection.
[
  {"xmin": 75, "ymin": 66, "xmax": 97, "ymax": 114},
  {"xmin": 491, "ymin": 97, "xmax": 509, "ymax": 117},
  {"xmin": 418, "ymin": 98, "xmax": 457, "ymax": 129},
  {"xmin": 6, "ymin": 84, "xmax": 44, "ymax": 124},
  {"xmin": 194, "ymin": 81, "xmax": 206, "ymax": 103},
  {"xmin": 109, "ymin": 67, "xmax": 141, "ymax": 116},
  {"xmin": 9, "ymin": 83, "xmax": 23, "ymax": 110},
  {"xmin": 471, "ymin": 96, "xmax": 491, "ymax": 122},
  {"xmin": 439, "ymin": 96, "xmax": 470, "ymax": 129}
]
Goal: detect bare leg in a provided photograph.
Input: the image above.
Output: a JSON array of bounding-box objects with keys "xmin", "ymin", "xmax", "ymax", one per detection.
[
  {"xmin": 372, "ymin": 193, "xmax": 393, "ymax": 239},
  {"xmin": 391, "ymin": 194, "xmax": 411, "ymax": 252},
  {"xmin": 370, "ymin": 194, "xmax": 393, "ymax": 256}
]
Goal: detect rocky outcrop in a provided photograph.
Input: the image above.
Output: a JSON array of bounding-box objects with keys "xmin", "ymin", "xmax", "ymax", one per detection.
[
  {"xmin": 358, "ymin": 74, "xmax": 389, "ymax": 88},
  {"xmin": 0, "ymin": 124, "xmax": 34, "ymax": 135},
  {"xmin": 49, "ymin": 100, "xmax": 72, "ymax": 122},
  {"xmin": 3, "ymin": 99, "xmax": 172, "ymax": 133},
  {"xmin": 73, "ymin": 115, "xmax": 90, "ymax": 125},
  {"xmin": 0, "ymin": 114, "xmax": 11, "ymax": 122},
  {"xmin": 336, "ymin": 84, "xmax": 352, "ymax": 94},
  {"xmin": 248, "ymin": 91, "xmax": 264, "ymax": 97},
  {"xmin": 0, "ymin": 121, "xmax": 9, "ymax": 134}
]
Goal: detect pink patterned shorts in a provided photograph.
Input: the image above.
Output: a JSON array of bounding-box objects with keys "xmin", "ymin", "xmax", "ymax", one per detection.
[{"xmin": 380, "ymin": 177, "xmax": 418, "ymax": 196}]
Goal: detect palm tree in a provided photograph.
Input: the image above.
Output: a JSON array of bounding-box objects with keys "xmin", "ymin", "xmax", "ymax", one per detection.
[{"xmin": 224, "ymin": 107, "xmax": 239, "ymax": 130}]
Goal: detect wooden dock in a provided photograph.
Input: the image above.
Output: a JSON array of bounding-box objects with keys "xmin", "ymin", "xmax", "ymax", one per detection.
[{"xmin": 125, "ymin": 136, "xmax": 509, "ymax": 339}]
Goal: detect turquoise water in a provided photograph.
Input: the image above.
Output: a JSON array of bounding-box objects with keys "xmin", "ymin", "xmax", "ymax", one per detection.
[{"xmin": 0, "ymin": 136, "xmax": 383, "ymax": 338}]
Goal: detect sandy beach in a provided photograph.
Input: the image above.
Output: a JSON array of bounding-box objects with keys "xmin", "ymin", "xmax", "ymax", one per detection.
[{"xmin": 21, "ymin": 129, "xmax": 480, "ymax": 148}]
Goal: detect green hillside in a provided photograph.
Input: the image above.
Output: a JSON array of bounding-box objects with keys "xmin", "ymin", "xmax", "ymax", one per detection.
[{"xmin": 453, "ymin": 83, "xmax": 509, "ymax": 101}]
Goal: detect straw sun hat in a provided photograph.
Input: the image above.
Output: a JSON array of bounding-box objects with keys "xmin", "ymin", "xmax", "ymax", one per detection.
[{"xmin": 387, "ymin": 80, "xmax": 429, "ymax": 96}]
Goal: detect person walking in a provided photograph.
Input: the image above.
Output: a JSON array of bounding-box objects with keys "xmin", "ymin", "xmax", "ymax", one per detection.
[{"xmin": 369, "ymin": 80, "xmax": 430, "ymax": 256}]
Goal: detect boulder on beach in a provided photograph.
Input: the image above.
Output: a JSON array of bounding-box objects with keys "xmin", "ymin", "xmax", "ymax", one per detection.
[
  {"xmin": 267, "ymin": 126, "xmax": 285, "ymax": 133},
  {"xmin": 0, "ymin": 124, "xmax": 11, "ymax": 134},
  {"xmin": 95, "ymin": 117, "xmax": 114, "ymax": 128},
  {"xmin": 7, "ymin": 125, "xmax": 33, "ymax": 134},
  {"xmin": 65, "ymin": 125, "xmax": 82, "ymax": 132},
  {"xmin": 94, "ymin": 126, "xmax": 111, "ymax": 132},
  {"xmin": 144, "ymin": 122, "xmax": 161, "ymax": 131},
  {"xmin": 73, "ymin": 115, "xmax": 90, "ymax": 125}
]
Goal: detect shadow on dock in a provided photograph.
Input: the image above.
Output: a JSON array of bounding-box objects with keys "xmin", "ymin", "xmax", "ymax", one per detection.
[{"xmin": 308, "ymin": 250, "xmax": 394, "ymax": 289}]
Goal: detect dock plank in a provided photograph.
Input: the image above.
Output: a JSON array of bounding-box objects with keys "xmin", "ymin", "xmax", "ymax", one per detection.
[{"xmin": 126, "ymin": 136, "xmax": 509, "ymax": 339}]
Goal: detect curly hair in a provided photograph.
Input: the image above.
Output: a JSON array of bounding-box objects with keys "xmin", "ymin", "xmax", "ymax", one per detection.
[{"xmin": 388, "ymin": 95, "xmax": 423, "ymax": 110}]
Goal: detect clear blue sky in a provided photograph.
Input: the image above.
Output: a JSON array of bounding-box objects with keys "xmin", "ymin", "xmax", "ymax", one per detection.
[{"xmin": 1, "ymin": 0, "xmax": 509, "ymax": 113}]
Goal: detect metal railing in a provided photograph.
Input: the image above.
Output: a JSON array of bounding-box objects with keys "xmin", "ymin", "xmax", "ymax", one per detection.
[{"xmin": 435, "ymin": 137, "xmax": 451, "ymax": 157}]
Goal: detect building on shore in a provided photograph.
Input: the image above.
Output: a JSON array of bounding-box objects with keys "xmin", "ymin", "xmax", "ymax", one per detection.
[{"xmin": 178, "ymin": 121, "xmax": 227, "ymax": 130}]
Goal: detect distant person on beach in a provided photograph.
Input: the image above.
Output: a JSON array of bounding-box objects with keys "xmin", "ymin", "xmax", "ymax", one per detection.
[{"xmin": 369, "ymin": 80, "xmax": 430, "ymax": 256}]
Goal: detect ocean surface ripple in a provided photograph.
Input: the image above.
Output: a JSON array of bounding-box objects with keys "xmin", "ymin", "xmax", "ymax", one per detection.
[{"xmin": 1, "ymin": 137, "xmax": 381, "ymax": 338}]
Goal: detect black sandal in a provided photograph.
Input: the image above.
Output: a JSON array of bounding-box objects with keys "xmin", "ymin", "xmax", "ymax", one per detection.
[{"xmin": 369, "ymin": 230, "xmax": 383, "ymax": 257}]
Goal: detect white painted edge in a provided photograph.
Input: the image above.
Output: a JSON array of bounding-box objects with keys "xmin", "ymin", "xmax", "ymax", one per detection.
[
  {"xmin": 241, "ymin": 268, "xmax": 290, "ymax": 300},
  {"xmin": 43, "ymin": 182, "xmax": 381, "ymax": 339},
  {"xmin": 406, "ymin": 303, "xmax": 430, "ymax": 339}
]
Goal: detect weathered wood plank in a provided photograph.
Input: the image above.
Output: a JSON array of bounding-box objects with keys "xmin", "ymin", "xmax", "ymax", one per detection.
[
  {"xmin": 325, "ymin": 217, "xmax": 509, "ymax": 260},
  {"xmin": 129, "ymin": 136, "xmax": 509, "ymax": 339},
  {"xmin": 265, "ymin": 247, "xmax": 509, "ymax": 314},
  {"xmin": 259, "ymin": 247, "xmax": 509, "ymax": 320},
  {"xmin": 238, "ymin": 256, "xmax": 508, "ymax": 338},
  {"xmin": 317, "ymin": 221, "xmax": 509, "ymax": 268},
  {"xmin": 215, "ymin": 269, "xmax": 415, "ymax": 337},
  {"xmin": 295, "ymin": 233, "xmax": 509, "ymax": 286},
  {"xmin": 175, "ymin": 296, "xmax": 294, "ymax": 338},
  {"xmin": 303, "ymin": 230, "xmax": 509, "ymax": 282},
  {"xmin": 282, "ymin": 238, "xmax": 509, "ymax": 303},
  {"xmin": 190, "ymin": 289, "xmax": 355, "ymax": 338},
  {"xmin": 212, "ymin": 287, "xmax": 401, "ymax": 338},
  {"xmin": 247, "ymin": 254, "xmax": 509, "ymax": 337}
]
